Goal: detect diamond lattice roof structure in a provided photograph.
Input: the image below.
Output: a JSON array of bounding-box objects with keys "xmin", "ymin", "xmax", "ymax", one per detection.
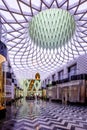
[{"xmin": 0, "ymin": 0, "xmax": 87, "ymax": 81}]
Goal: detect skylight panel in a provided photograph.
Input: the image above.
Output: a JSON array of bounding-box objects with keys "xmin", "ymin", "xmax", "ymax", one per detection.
[
  {"xmin": 12, "ymin": 37, "xmax": 21, "ymax": 42},
  {"xmin": 4, "ymin": 0, "xmax": 20, "ymax": 11},
  {"xmin": 12, "ymin": 64, "xmax": 22, "ymax": 68},
  {"xmin": 9, "ymin": 51, "xmax": 17, "ymax": 55},
  {"xmin": 83, "ymin": 37, "xmax": 87, "ymax": 42},
  {"xmin": 1, "ymin": 10, "xmax": 15, "ymax": 21},
  {"xmin": 32, "ymin": 9, "xmax": 39, "ymax": 15},
  {"xmin": 31, "ymin": 0, "xmax": 41, "ymax": 7},
  {"xmin": 10, "ymin": 31, "xmax": 20, "ymax": 36},
  {"xmin": 12, "ymin": 13, "xmax": 25, "ymax": 21},
  {"xmin": 19, "ymin": 1, "xmax": 31, "ymax": 14},
  {"xmin": 4, "ymin": 24, "xmax": 13, "ymax": 31},
  {"xmin": 25, "ymin": 16, "xmax": 32, "ymax": 21},
  {"xmin": 16, "ymin": 34, "xmax": 24, "ymax": 39},
  {"xmin": 14, "ymin": 59, "xmax": 21, "ymax": 63},
  {"xmin": 82, "ymin": 13, "xmax": 87, "ymax": 20},
  {"xmin": 77, "ymin": 1, "xmax": 87, "ymax": 12},
  {"xmin": 7, "ymin": 34, "xmax": 14, "ymax": 40},
  {"xmin": 7, "ymin": 41, "xmax": 17, "ymax": 46},
  {"xmin": 18, "ymin": 27, "xmax": 25, "ymax": 34},
  {"xmin": 10, "ymin": 24, "xmax": 22, "ymax": 30},
  {"xmin": 0, "ymin": 0, "xmax": 7, "ymax": 9},
  {"xmin": 12, "ymin": 47, "xmax": 20, "ymax": 52},
  {"xmin": 19, "ymin": 48, "xmax": 26, "ymax": 52},
  {"xmin": 21, "ymin": 23, "xmax": 27, "ymax": 27},
  {"xmin": 69, "ymin": 0, "xmax": 79, "ymax": 6}
]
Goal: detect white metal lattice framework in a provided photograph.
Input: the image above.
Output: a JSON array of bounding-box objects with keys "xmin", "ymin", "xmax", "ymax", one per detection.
[{"xmin": 0, "ymin": 0, "xmax": 87, "ymax": 80}]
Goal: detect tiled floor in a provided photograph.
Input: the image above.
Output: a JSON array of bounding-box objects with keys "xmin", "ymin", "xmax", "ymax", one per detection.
[{"xmin": 0, "ymin": 99, "xmax": 87, "ymax": 130}]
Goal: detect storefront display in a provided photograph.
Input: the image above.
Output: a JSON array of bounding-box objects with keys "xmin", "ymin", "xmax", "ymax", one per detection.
[{"xmin": 0, "ymin": 63, "xmax": 6, "ymax": 118}]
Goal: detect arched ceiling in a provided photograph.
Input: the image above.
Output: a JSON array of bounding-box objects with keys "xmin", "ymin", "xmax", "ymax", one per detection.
[{"xmin": 0, "ymin": 0, "xmax": 87, "ymax": 81}]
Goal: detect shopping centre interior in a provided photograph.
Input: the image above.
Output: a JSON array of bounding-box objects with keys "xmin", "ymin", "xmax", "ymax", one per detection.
[{"xmin": 0, "ymin": 0, "xmax": 87, "ymax": 130}]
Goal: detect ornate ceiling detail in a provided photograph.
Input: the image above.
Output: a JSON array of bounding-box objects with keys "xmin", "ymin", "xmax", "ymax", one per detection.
[
  {"xmin": 0, "ymin": 0, "xmax": 87, "ymax": 80},
  {"xmin": 29, "ymin": 8, "xmax": 75, "ymax": 49}
]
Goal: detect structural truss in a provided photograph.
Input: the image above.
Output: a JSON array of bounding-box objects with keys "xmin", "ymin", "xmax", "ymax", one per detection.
[{"xmin": 0, "ymin": 0, "xmax": 87, "ymax": 80}]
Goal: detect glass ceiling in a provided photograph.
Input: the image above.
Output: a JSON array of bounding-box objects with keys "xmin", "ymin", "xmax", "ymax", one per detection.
[
  {"xmin": 29, "ymin": 8, "xmax": 75, "ymax": 49},
  {"xmin": 0, "ymin": 0, "xmax": 87, "ymax": 81}
]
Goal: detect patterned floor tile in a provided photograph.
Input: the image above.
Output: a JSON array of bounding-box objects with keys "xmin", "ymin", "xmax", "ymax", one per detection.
[{"xmin": 0, "ymin": 99, "xmax": 87, "ymax": 130}]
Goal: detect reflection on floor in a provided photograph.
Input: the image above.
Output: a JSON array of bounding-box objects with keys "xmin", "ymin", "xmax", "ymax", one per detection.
[{"xmin": 0, "ymin": 99, "xmax": 87, "ymax": 130}]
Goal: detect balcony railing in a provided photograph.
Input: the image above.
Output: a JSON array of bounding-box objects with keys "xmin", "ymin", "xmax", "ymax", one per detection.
[{"xmin": 46, "ymin": 74, "xmax": 87, "ymax": 87}]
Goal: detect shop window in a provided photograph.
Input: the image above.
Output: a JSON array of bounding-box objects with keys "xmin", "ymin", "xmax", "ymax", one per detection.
[
  {"xmin": 6, "ymin": 72, "xmax": 11, "ymax": 79},
  {"xmin": 48, "ymin": 79, "xmax": 50, "ymax": 84},
  {"xmin": 58, "ymin": 70, "xmax": 64, "ymax": 80},
  {"xmin": 68, "ymin": 64, "xmax": 77, "ymax": 78},
  {"xmin": 52, "ymin": 74, "xmax": 55, "ymax": 81}
]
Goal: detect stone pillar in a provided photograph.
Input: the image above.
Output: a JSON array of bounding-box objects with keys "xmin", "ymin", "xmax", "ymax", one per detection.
[
  {"xmin": 77, "ymin": 86, "xmax": 80, "ymax": 102},
  {"xmin": 57, "ymin": 86, "xmax": 59, "ymax": 99},
  {"xmin": 80, "ymin": 80, "xmax": 86, "ymax": 103}
]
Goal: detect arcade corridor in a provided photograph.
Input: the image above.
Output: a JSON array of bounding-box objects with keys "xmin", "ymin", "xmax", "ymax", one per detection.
[
  {"xmin": 0, "ymin": 0, "xmax": 87, "ymax": 130},
  {"xmin": 0, "ymin": 99, "xmax": 87, "ymax": 130}
]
